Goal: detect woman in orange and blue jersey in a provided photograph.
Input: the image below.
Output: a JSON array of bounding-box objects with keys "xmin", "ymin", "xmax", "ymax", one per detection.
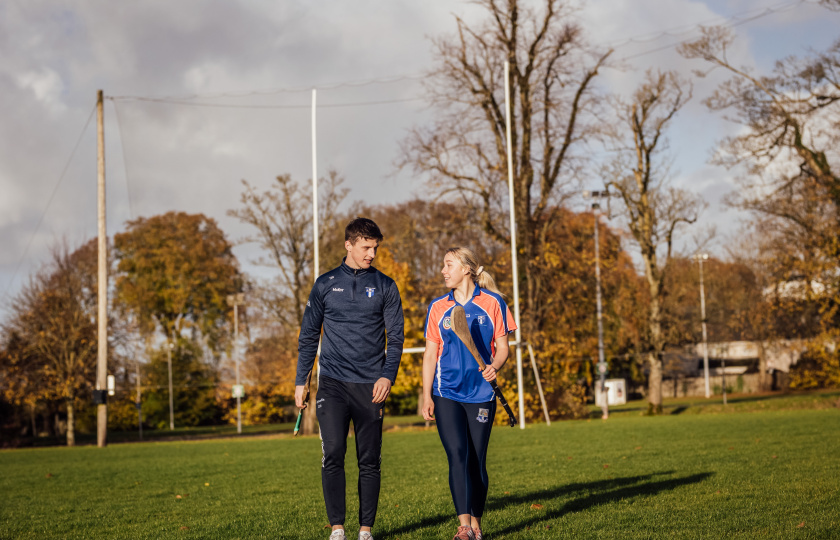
[{"xmin": 421, "ymin": 247, "xmax": 517, "ymax": 540}]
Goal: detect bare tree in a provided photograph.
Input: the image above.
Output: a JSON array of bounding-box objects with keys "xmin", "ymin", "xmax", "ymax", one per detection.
[
  {"xmin": 399, "ymin": 0, "xmax": 611, "ymax": 335},
  {"xmin": 679, "ymin": 27, "xmax": 840, "ymax": 223},
  {"xmin": 679, "ymin": 25, "xmax": 840, "ymax": 337},
  {"xmin": 229, "ymin": 172, "xmax": 347, "ymax": 331},
  {"xmin": 228, "ymin": 171, "xmax": 347, "ymax": 434},
  {"xmin": 602, "ymin": 70, "xmax": 703, "ymax": 414}
]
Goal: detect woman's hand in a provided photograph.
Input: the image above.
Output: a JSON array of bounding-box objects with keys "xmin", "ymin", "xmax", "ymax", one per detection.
[
  {"xmin": 482, "ymin": 365, "xmax": 498, "ymax": 382},
  {"xmin": 421, "ymin": 395, "xmax": 435, "ymax": 421}
]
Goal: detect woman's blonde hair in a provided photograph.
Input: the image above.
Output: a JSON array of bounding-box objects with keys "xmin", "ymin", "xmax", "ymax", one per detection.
[{"xmin": 445, "ymin": 247, "xmax": 503, "ymax": 296}]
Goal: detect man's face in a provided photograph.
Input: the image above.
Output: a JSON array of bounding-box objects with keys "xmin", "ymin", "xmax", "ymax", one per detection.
[{"xmin": 345, "ymin": 237, "xmax": 379, "ymax": 269}]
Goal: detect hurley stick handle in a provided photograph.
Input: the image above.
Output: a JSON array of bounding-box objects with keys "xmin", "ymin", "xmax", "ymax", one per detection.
[
  {"xmin": 451, "ymin": 305, "xmax": 518, "ymax": 427},
  {"xmin": 294, "ymin": 369, "xmax": 313, "ymax": 437}
]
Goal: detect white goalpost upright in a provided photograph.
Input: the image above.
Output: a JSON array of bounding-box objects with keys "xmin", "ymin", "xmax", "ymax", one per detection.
[
  {"xmin": 312, "ymin": 88, "xmax": 319, "ymax": 278},
  {"xmin": 504, "ymin": 60, "xmax": 526, "ymax": 429}
]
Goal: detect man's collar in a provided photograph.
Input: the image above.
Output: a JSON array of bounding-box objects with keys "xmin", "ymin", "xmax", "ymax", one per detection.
[{"xmin": 341, "ymin": 257, "xmax": 370, "ymax": 275}]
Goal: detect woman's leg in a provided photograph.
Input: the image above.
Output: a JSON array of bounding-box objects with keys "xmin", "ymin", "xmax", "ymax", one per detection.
[
  {"xmin": 462, "ymin": 399, "xmax": 496, "ymax": 527},
  {"xmin": 431, "ymin": 394, "xmax": 472, "ymax": 526}
]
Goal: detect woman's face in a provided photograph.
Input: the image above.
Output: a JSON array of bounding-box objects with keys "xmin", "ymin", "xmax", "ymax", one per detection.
[{"xmin": 441, "ymin": 253, "xmax": 470, "ymax": 289}]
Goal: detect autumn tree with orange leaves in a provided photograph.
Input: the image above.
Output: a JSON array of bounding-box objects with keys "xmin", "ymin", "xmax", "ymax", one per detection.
[
  {"xmin": 114, "ymin": 212, "xmax": 243, "ymax": 428},
  {"xmin": 1, "ymin": 240, "xmax": 104, "ymax": 445}
]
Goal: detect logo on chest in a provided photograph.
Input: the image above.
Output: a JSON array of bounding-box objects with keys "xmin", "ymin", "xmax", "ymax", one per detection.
[
  {"xmin": 442, "ymin": 316, "xmax": 451, "ymax": 330},
  {"xmin": 332, "ymin": 288, "xmax": 344, "ymax": 292},
  {"xmin": 476, "ymin": 315, "xmax": 486, "ymax": 325},
  {"xmin": 365, "ymin": 287, "xmax": 376, "ymax": 298}
]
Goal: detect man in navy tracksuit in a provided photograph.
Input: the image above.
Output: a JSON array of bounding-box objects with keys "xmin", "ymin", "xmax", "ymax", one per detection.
[{"xmin": 296, "ymin": 217, "xmax": 404, "ymax": 540}]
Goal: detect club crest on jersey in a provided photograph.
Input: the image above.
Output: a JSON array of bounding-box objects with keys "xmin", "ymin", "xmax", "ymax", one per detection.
[
  {"xmin": 443, "ymin": 316, "xmax": 451, "ymax": 330},
  {"xmin": 366, "ymin": 287, "xmax": 376, "ymax": 297},
  {"xmin": 476, "ymin": 315, "xmax": 486, "ymax": 325},
  {"xmin": 477, "ymin": 408, "xmax": 489, "ymax": 423}
]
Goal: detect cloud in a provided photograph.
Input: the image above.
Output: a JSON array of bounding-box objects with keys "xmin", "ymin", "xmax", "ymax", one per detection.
[{"xmin": 1, "ymin": 0, "xmax": 838, "ymax": 307}]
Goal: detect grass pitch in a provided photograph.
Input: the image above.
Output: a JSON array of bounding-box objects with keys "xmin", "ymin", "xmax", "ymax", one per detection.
[{"xmin": 1, "ymin": 398, "xmax": 839, "ymax": 539}]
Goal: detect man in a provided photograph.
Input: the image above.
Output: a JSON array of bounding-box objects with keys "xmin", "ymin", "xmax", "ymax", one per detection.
[{"xmin": 296, "ymin": 217, "xmax": 405, "ymax": 540}]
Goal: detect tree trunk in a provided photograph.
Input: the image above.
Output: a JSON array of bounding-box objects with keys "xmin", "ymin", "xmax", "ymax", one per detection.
[
  {"xmin": 647, "ymin": 351, "xmax": 663, "ymax": 414},
  {"xmin": 65, "ymin": 400, "xmax": 75, "ymax": 446},
  {"xmin": 646, "ymin": 275, "xmax": 665, "ymax": 414},
  {"xmin": 757, "ymin": 341, "xmax": 769, "ymax": 392}
]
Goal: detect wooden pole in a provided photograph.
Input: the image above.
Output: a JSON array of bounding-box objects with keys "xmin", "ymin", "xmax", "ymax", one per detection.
[{"xmin": 96, "ymin": 90, "xmax": 108, "ymax": 447}]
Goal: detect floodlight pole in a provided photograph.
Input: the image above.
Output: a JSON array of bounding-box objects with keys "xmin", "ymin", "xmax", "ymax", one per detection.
[
  {"xmin": 136, "ymin": 360, "xmax": 142, "ymax": 440},
  {"xmin": 504, "ymin": 60, "xmax": 525, "ymax": 429},
  {"xmin": 694, "ymin": 253, "xmax": 712, "ymax": 399},
  {"xmin": 227, "ymin": 293, "xmax": 245, "ymax": 434},
  {"xmin": 586, "ymin": 190, "xmax": 610, "ymax": 419},
  {"xmin": 96, "ymin": 89, "xmax": 108, "ymax": 448},
  {"xmin": 167, "ymin": 336, "xmax": 175, "ymax": 430}
]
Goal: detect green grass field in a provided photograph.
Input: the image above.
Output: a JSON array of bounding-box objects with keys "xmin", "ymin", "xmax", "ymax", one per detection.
[{"xmin": 2, "ymin": 396, "xmax": 839, "ymax": 539}]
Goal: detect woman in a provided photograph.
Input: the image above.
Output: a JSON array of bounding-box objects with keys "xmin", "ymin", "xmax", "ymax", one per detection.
[{"xmin": 422, "ymin": 247, "xmax": 516, "ymax": 540}]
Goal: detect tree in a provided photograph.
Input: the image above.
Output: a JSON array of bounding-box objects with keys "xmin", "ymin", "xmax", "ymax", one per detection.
[
  {"xmin": 114, "ymin": 212, "xmax": 242, "ymax": 427},
  {"xmin": 602, "ymin": 70, "xmax": 703, "ymax": 414},
  {"xmin": 0, "ymin": 240, "xmax": 101, "ymax": 445},
  {"xmin": 680, "ymin": 25, "xmax": 840, "ymax": 380},
  {"xmin": 142, "ymin": 338, "xmax": 222, "ymax": 428},
  {"xmin": 400, "ymin": 0, "xmax": 612, "ymax": 337},
  {"xmin": 228, "ymin": 172, "xmax": 347, "ymax": 332},
  {"xmin": 662, "ymin": 257, "xmax": 763, "ymax": 346},
  {"xmin": 679, "ymin": 27, "xmax": 840, "ymax": 224},
  {"xmin": 524, "ymin": 207, "xmax": 645, "ymax": 420},
  {"xmin": 115, "ymin": 212, "xmax": 242, "ymax": 345},
  {"xmin": 228, "ymin": 172, "xmax": 347, "ymax": 434}
]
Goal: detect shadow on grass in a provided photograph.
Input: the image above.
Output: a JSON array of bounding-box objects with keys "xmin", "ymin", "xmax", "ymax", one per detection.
[
  {"xmin": 489, "ymin": 471, "xmax": 714, "ymax": 537},
  {"xmin": 378, "ymin": 471, "xmax": 712, "ymax": 539}
]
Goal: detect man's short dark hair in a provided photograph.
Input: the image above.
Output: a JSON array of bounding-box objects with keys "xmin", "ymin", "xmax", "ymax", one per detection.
[{"xmin": 345, "ymin": 217, "xmax": 383, "ymax": 244}]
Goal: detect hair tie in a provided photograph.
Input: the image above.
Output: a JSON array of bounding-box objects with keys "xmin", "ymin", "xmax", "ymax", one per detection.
[{"xmin": 476, "ymin": 266, "xmax": 484, "ymax": 276}]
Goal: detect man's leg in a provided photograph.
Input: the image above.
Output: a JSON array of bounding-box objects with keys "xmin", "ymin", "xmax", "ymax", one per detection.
[
  {"xmin": 317, "ymin": 375, "xmax": 352, "ymax": 528},
  {"xmin": 349, "ymin": 380, "xmax": 384, "ymax": 530}
]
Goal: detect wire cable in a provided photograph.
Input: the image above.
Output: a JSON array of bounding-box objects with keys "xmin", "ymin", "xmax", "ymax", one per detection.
[
  {"xmin": 2, "ymin": 103, "xmax": 97, "ymax": 301},
  {"xmin": 108, "ymin": 95, "xmax": 425, "ymax": 110}
]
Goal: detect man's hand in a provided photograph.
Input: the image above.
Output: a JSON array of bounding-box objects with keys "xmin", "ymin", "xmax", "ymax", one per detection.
[
  {"xmin": 295, "ymin": 385, "xmax": 307, "ymax": 409},
  {"xmin": 372, "ymin": 377, "xmax": 392, "ymax": 403}
]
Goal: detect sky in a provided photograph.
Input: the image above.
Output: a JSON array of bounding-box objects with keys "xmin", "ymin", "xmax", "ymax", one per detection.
[{"xmin": 1, "ymin": 0, "xmax": 839, "ymax": 312}]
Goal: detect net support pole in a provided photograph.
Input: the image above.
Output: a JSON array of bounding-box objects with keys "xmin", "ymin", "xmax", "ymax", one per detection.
[
  {"xmin": 504, "ymin": 61, "xmax": 525, "ymax": 429},
  {"xmin": 96, "ymin": 89, "xmax": 108, "ymax": 448},
  {"xmin": 527, "ymin": 343, "xmax": 550, "ymax": 425}
]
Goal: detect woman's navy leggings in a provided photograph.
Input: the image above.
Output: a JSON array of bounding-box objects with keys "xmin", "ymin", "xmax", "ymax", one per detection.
[{"xmin": 432, "ymin": 394, "xmax": 496, "ymax": 517}]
